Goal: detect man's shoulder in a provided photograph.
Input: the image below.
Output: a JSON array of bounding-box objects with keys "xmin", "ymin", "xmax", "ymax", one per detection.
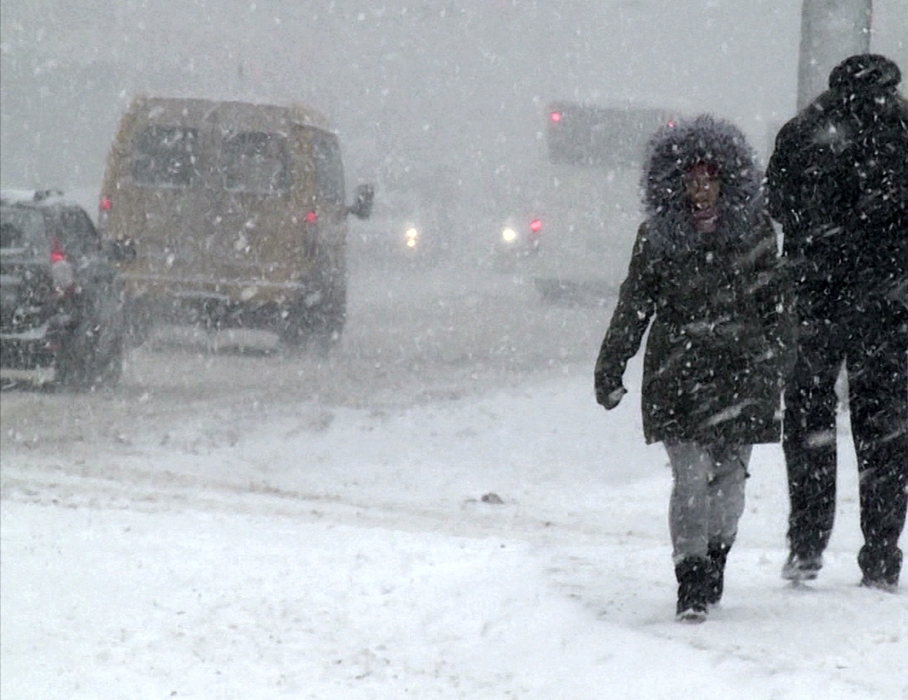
[
  {"xmin": 773, "ymin": 105, "xmax": 826, "ymax": 152},
  {"xmin": 788, "ymin": 91, "xmax": 847, "ymax": 128}
]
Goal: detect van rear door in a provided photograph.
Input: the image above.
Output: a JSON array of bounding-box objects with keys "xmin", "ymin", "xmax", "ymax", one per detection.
[
  {"xmin": 204, "ymin": 127, "xmax": 299, "ymax": 300},
  {"xmin": 308, "ymin": 129, "xmax": 347, "ymax": 262},
  {"xmin": 127, "ymin": 124, "xmax": 209, "ymax": 290}
]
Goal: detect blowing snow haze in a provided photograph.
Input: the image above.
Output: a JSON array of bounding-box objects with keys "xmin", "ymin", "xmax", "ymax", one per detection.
[
  {"xmin": 3, "ymin": 4, "xmax": 908, "ymax": 696},
  {"xmin": 2, "ymin": 1, "xmax": 906, "ymax": 214},
  {"xmin": 1, "ymin": 1, "xmax": 804, "ymax": 202}
]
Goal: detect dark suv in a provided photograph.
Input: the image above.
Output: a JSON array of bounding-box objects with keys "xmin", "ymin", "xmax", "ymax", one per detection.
[{"xmin": 1, "ymin": 189, "xmax": 125, "ymax": 388}]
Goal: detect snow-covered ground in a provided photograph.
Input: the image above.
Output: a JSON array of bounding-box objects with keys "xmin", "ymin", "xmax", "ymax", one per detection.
[
  {"xmin": 1, "ymin": 255, "xmax": 906, "ymax": 699},
  {"xmin": 3, "ymin": 350, "xmax": 907, "ymax": 698}
]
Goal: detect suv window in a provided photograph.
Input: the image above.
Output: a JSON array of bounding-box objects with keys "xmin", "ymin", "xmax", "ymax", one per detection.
[
  {"xmin": 1, "ymin": 221, "xmax": 24, "ymax": 249},
  {"xmin": 310, "ymin": 130, "xmax": 345, "ymax": 206},
  {"xmin": 222, "ymin": 131, "xmax": 292, "ymax": 194},
  {"xmin": 132, "ymin": 126, "xmax": 202, "ymax": 188},
  {"xmin": 0, "ymin": 207, "xmax": 45, "ymax": 251}
]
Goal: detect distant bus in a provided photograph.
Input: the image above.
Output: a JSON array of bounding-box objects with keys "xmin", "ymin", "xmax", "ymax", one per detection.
[
  {"xmin": 523, "ymin": 102, "xmax": 676, "ymax": 303},
  {"xmin": 546, "ymin": 101, "xmax": 675, "ymax": 169}
]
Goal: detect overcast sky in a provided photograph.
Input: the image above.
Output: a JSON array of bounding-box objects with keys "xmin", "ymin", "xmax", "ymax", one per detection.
[{"xmin": 1, "ymin": 1, "xmax": 906, "ymax": 204}]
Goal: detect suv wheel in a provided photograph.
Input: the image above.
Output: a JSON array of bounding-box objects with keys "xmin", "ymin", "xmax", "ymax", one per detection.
[
  {"xmin": 56, "ymin": 290, "xmax": 125, "ymax": 389},
  {"xmin": 56, "ymin": 323, "xmax": 124, "ymax": 389}
]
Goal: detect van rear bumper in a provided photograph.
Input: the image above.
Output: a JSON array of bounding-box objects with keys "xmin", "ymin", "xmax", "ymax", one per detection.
[
  {"xmin": 118, "ymin": 273, "xmax": 334, "ymax": 332},
  {"xmin": 119, "ymin": 273, "xmax": 309, "ymax": 306}
]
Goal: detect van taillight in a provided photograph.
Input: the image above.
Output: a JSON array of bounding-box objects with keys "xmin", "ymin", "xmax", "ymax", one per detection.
[
  {"xmin": 98, "ymin": 197, "xmax": 112, "ymax": 235},
  {"xmin": 304, "ymin": 211, "xmax": 318, "ymax": 257}
]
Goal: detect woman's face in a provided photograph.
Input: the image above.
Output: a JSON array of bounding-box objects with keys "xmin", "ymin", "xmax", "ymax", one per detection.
[{"xmin": 685, "ymin": 168, "xmax": 721, "ymax": 210}]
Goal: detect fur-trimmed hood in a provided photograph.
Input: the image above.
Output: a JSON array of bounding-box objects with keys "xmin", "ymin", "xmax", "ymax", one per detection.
[{"xmin": 641, "ymin": 114, "xmax": 764, "ymax": 256}]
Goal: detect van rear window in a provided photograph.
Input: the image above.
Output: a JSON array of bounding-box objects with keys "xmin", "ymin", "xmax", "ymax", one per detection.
[
  {"xmin": 131, "ymin": 126, "xmax": 201, "ymax": 188},
  {"xmin": 310, "ymin": 131, "xmax": 345, "ymax": 206},
  {"xmin": 222, "ymin": 131, "xmax": 292, "ymax": 195}
]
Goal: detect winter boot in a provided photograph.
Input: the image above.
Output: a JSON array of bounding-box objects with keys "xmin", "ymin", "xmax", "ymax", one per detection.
[
  {"xmin": 781, "ymin": 551, "xmax": 823, "ymax": 582},
  {"xmin": 858, "ymin": 545, "xmax": 901, "ymax": 592},
  {"xmin": 706, "ymin": 541, "xmax": 732, "ymax": 605},
  {"xmin": 675, "ymin": 556, "xmax": 710, "ymax": 623}
]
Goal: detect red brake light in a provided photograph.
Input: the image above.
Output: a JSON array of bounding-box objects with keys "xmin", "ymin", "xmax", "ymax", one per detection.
[
  {"xmin": 306, "ymin": 211, "xmax": 318, "ymax": 224},
  {"xmin": 529, "ymin": 219, "xmax": 543, "ymax": 233},
  {"xmin": 50, "ymin": 237, "xmax": 75, "ymax": 291},
  {"xmin": 550, "ymin": 111, "xmax": 562, "ymax": 123},
  {"xmin": 50, "ymin": 238, "xmax": 67, "ymax": 263},
  {"xmin": 99, "ymin": 197, "xmax": 112, "ymax": 212}
]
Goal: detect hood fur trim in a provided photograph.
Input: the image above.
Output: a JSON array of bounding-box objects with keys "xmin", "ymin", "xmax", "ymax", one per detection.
[{"xmin": 641, "ymin": 114, "xmax": 763, "ymax": 256}]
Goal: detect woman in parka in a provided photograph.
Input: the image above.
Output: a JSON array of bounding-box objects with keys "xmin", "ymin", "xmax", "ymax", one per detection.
[{"xmin": 594, "ymin": 114, "xmax": 791, "ymax": 622}]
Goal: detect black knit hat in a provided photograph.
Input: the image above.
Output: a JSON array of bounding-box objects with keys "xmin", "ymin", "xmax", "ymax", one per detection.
[{"xmin": 828, "ymin": 53, "xmax": 901, "ymax": 94}]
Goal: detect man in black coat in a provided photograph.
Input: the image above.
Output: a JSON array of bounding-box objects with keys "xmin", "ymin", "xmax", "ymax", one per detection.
[{"xmin": 766, "ymin": 53, "xmax": 908, "ymax": 591}]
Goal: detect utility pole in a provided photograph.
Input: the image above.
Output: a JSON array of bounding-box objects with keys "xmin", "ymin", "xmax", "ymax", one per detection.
[{"xmin": 797, "ymin": 0, "xmax": 872, "ymax": 109}]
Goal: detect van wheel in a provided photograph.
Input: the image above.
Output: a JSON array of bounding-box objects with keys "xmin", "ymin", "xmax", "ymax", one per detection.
[
  {"xmin": 310, "ymin": 327, "xmax": 342, "ymax": 358},
  {"xmin": 310, "ymin": 284, "xmax": 346, "ymax": 354},
  {"xmin": 278, "ymin": 286, "xmax": 346, "ymax": 353},
  {"xmin": 123, "ymin": 299, "xmax": 153, "ymax": 347},
  {"xmin": 277, "ymin": 314, "xmax": 305, "ymax": 348}
]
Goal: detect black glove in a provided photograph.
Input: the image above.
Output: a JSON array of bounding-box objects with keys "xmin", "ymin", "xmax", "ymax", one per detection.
[{"xmin": 594, "ymin": 373, "xmax": 627, "ymax": 410}]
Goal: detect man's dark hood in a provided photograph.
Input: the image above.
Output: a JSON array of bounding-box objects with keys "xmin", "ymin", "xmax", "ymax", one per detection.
[{"xmin": 641, "ymin": 114, "xmax": 764, "ymax": 256}]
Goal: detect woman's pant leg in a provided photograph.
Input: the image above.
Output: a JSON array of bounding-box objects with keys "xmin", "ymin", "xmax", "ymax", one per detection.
[
  {"xmin": 707, "ymin": 443, "xmax": 751, "ymax": 548},
  {"xmin": 667, "ymin": 440, "xmax": 711, "ymax": 563},
  {"xmin": 666, "ymin": 440, "xmax": 750, "ymax": 564}
]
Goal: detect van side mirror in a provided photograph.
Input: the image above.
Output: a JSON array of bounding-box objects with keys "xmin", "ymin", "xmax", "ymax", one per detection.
[
  {"xmin": 105, "ymin": 238, "xmax": 136, "ymax": 262},
  {"xmin": 348, "ymin": 184, "xmax": 374, "ymax": 220}
]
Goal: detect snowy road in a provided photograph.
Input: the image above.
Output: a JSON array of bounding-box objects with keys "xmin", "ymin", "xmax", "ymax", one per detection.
[
  {"xmin": 2, "ymin": 256, "xmax": 907, "ymax": 699},
  {"xmin": 1, "ymin": 254, "xmax": 606, "ymax": 448}
]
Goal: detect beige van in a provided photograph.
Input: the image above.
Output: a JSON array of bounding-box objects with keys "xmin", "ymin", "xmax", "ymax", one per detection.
[{"xmin": 98, "ymin": 95, "xmax": 373, "ymax": 348}]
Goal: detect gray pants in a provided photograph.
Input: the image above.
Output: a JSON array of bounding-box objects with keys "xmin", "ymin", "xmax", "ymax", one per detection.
[{"xmin": 665, "ymin": 440, "xmax": 752, "ymax": 564}]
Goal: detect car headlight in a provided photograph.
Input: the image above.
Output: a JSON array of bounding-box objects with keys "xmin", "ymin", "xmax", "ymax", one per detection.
[
  {"xmin": 501, "ymin": 227, "xmax": 518, "ymax": 243},
  {"xmin": 405, "ymin": 226, "xmax": 419, "ymax": 248}
]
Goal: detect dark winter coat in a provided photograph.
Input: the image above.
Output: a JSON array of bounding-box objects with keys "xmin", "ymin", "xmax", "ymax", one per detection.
[
  {"xmin": 595, "ymin": 115, "xmax": 789, "ymax": 445},
  {"xmin": 765, "ymin": 54, "xmax": 908, "ymax": 329}
]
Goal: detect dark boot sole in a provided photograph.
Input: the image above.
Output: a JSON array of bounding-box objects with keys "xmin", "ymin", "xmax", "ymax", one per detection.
[{"xmin": 676, "ymin": 608, "xmax": 708, "ymax": 623}]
